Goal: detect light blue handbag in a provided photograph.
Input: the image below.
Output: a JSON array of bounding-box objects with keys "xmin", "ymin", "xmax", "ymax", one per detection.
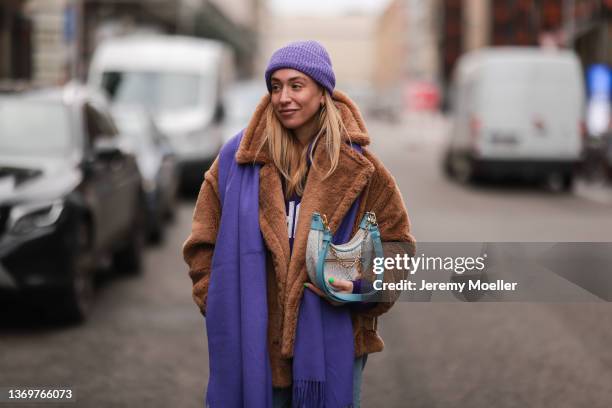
[{"xmin": 306, "ymin": 211, "xmax": 385, "ymax": 303}]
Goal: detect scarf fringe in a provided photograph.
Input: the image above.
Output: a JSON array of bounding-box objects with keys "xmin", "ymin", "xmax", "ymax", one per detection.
[
  {"xmin": 292, "ymin": 380, "xmax": 325, "ymax": 408},
  {"xmin": 292, "ymin": 380, "xmax": 355, "ymax": 408}
]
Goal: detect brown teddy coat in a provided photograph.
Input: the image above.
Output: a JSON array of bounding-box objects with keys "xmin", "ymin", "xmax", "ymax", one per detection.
[{"xmin": 182, "ymin": 90, "xmax": 416, "ymax": 387}]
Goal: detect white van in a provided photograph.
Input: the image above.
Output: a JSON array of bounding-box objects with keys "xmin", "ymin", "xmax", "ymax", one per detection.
[
  {"xmin": 88, "ymin": 35, "xmax": 234, "ymax": 190},
  {"xmin": 444, "ymin": 47, "xmax": 585, "ymax": 190}
]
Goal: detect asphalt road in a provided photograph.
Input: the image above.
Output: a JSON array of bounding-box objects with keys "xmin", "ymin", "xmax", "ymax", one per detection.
[
  {"xmin": 1, "ymin": 116, "xmax": 611, "ymax": 407},
  {"xmin": 364, "ymin": 116, "xmax": 612, "ymax": 407}
]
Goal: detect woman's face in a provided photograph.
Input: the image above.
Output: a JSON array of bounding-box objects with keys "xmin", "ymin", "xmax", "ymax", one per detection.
[{"xmin": 270, "ymin": 69, "xmax": 324, "ymax": 132}]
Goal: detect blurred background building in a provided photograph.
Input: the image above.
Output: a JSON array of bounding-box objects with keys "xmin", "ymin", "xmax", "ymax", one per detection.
[
  {"xmin": 374, "ymin": 0, "xmax": 441, "ymax": 117},
  {"xmin": 436, "ymin": 0, "xmax": 612, "ymax": 108},
  {"xmin": 2, "ymin": 0, "xmax": 609, "ymax": 111},
  {"xmin": 259, "ymin": 12, "xmax": 377, "ymax": 90},
  {"xmin": 0, "ymin": 0, "xmax": 263, "ymax": 86},
  {"xmin": 0, "ymin": 0, "xmax": 33, "ymax": 82}
]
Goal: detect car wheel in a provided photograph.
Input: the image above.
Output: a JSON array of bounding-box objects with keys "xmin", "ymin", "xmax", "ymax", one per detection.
[
  {"xmin": 562, "ymin": 172, "xmax": 574, "ymax": 192},
  {"xmin": 164, "ymin": 189, "xmax": 178, "ymax": 222},
  {"xmin": 114, "ymin": 199, "xmax": 145, "ymax": 275},
  {"xmin": 453, "ymin": 155, "xmax": 475, "ymax": 184},
  {"xmin": 54, "ymin": 221, "xmax": 95, "ymax": 323},
  {"xmin": 443, "ymin": 149, "xmax": 456, "ymax": 179},
  {"xmin": 148, "ymin": 213, "xmax": 165, "ymax": 245},
  {"xmin": 546, "ymin": 171, "xmax": 573, "ymax": 193}
]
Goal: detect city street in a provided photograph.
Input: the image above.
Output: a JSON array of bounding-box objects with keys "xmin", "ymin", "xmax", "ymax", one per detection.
[{"xmin": 2, "ymin": 116, "xmax": 612, "ymax": 407}]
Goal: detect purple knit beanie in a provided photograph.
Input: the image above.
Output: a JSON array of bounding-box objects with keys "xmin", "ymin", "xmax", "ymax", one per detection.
[{"xmin": 265, "ymin": 40, "xmax": 336, "ymax": 95}]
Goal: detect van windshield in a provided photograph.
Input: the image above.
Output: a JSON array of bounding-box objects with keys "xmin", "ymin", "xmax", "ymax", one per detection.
[{"xmin": 101, "ymin": 71, "xmax": 212, "ymax": 115}]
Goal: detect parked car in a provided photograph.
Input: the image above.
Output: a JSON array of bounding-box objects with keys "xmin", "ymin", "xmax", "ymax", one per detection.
[
  {"xmin": 88, "ymin": 34, "xmax": 235, "ymax": 192},
  {"xmin": 0, "ymin": 83, "xmax": 145, "ymax": 322},
  {"xmin": 444, "ymin": 47, "xmax": 585, "ymax": 190},
  {"xmin": 111, "ymin": 106, "xmax": 178, "ymax": 242}
]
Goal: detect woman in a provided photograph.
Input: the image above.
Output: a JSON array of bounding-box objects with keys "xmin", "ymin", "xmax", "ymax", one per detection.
[{"xmin": 183, "ymin": 41, "xmax": 415, "ymax": 408}]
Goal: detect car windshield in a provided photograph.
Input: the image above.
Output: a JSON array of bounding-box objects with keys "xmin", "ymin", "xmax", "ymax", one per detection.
[
  {"xmin": 0, "ymin": 100, "xmax": 72, "ymax": 156},
  {"xmin": 101, "ymin": 71, "xmax": 211, "ymax": 115}
]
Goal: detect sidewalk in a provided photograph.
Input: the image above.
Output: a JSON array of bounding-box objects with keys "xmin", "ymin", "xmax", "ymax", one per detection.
[
  {"xmin": 574, "ymin": 178, "xmax": 612, "ymax": 206},
  {"xmin": 401, "ymin": 111, "xmax": 450, "ymax": 144}
]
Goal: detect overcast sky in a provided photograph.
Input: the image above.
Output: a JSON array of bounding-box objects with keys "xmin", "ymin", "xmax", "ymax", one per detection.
[{"xmin": 268, "ymin": 0, "xmax": 392, "ymax": 16}]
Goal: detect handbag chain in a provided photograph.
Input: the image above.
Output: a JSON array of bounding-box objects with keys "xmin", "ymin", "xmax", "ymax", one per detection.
[{"xmin": 325, "ymin": 212, "xmax": 378, "ymax": 275}]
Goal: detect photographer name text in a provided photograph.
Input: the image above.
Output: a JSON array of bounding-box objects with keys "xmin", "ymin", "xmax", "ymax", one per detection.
[{"xmin": 373, "ymin": 279, "xmax": 518, "ymax": 292}]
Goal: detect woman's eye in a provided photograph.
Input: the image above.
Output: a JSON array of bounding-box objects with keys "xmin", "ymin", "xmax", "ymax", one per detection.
[
  {"xmin": 292, "ymin": 84, "xmax": 302, "ymax": 90},
  {"xmin": 271, "ymin": 85, "xmax": 281, "ymax": 92}
]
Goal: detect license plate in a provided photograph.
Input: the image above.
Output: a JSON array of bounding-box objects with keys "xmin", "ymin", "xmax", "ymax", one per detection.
[{"xmin": 490, "ymin": 132, "xmax": 518, "ymax": 145}]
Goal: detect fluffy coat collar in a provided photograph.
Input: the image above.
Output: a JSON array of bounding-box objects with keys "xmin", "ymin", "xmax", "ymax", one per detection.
[{"xmin": 235, "ymin": 89, "xmax": 371, "ymax": 164}]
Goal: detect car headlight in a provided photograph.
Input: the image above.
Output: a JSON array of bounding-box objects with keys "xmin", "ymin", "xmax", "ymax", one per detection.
[{"xmin": 9, "ymin": 200, "xmax": 65, "ymax": 235}]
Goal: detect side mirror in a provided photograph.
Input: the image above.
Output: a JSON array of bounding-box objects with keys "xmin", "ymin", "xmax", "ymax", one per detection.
[{"xmin": 93, "ymin": 137, "xmax": 123, "ymax": 161}]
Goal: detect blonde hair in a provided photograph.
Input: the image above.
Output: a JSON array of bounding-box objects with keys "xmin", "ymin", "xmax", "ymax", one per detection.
[{"xmin": 257, "ymin": 90, "xmax": 350, "ymax": 199}]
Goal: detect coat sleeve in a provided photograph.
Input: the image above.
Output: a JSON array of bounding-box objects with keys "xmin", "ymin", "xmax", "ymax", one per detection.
[
  {"xmin": 182, "ymin": 157, "xmax": 221, "ymax": 316},
  {"xmin": 354, "ymin": 152, "xmax": 417, "ymax": 318}
]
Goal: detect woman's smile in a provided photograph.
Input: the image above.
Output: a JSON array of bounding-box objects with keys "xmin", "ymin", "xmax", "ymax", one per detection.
[{"xmin": 278, "ymin": 108, "xmax": 299, "ymax": 117}]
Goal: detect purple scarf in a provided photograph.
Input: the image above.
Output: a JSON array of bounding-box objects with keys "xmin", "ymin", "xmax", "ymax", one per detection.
[{"xmin": 205, "ymin": 131, "xmax": 360, "ymax": 407}]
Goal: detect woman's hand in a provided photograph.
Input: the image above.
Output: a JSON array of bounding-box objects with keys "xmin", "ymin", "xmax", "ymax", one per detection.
[{"xmin": 304, "ymin": 278, "xmax": 353, "ymax": 307}]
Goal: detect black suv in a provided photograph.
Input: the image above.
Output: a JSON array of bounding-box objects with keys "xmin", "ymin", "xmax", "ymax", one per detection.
[{"xmin": 0, "ymin": 83, "xmax": 145, "ymax": 322}]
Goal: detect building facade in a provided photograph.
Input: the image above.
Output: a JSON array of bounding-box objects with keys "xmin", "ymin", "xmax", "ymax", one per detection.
[
  {"xmin": 259, "ymin": 13, "xmax": 378, "ymax": 88},
  {"xmin": 0, "ymin": 0, "xmax": 32, "ymax": 83},
  {"xmin": 434, "ymin": 0, "xmax": 611, "ymax": 110},
  {"xmin": 438, "ymin": 0, "xmax": 611, "ymax": 86},
  {"xmin": 0, "ymin": 0, "xmax": 261, "ymax": 86}
]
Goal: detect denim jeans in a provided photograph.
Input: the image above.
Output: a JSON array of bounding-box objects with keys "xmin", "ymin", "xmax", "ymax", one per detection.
[{"xmin": 272, "ymin": 354, "xmax": 368, "ymax": 408}]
